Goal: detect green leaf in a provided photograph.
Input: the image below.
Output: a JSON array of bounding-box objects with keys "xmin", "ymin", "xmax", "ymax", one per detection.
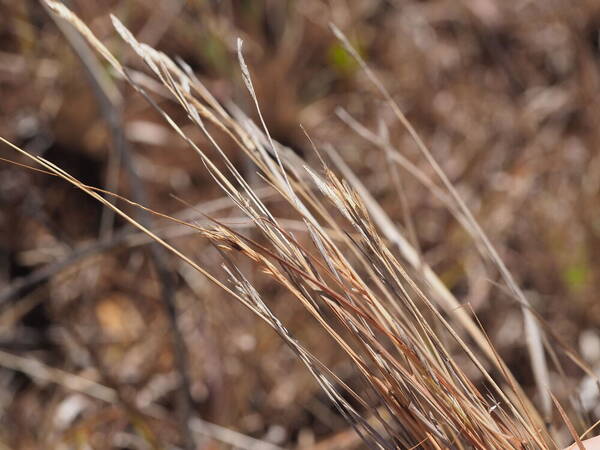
[
  {"xmin": 564, "ymin": 262, "xmax": 588, "ymax": 292},
  {"xmin": 327, "ymin": 42, "xmax": 358, "ymax": 75}
]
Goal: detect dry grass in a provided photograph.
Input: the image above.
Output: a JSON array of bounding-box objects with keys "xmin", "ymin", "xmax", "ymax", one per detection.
[{"xmin": 1, "ymin": 1, "xmax": 600, "ymax": 449}]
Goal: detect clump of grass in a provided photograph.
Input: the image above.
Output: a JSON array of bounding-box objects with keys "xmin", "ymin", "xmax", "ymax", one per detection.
[{"xmin": 3, "ymin": 1, "xmax": 592, "ymax": 448}]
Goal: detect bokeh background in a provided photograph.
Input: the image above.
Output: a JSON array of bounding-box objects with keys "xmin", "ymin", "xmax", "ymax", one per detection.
[{"xmin": 1, "ymin": 0, "xmax": 600, "ymax": 448}]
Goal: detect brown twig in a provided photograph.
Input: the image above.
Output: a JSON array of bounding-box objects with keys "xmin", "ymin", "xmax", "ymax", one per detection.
[{"xmin": 39, "ymin": 3, "xmax": 195, "ymax": 448}]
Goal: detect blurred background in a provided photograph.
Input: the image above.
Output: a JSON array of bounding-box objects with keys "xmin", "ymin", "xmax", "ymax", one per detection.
[{"xmin": 1, "ymin": 0, "xmax": 600, "ymax": 448}]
